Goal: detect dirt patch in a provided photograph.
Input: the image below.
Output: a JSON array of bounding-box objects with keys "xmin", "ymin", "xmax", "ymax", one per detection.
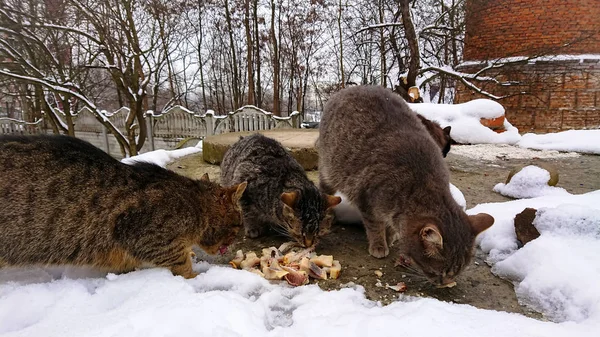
[{"xmin": 167, "ymin": 147, "xmax": 600, "ymax": 319}]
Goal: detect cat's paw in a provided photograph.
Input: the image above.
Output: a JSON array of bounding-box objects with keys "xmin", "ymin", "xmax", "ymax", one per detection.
[{"xmin": 369, "ymin": 244, "xmax": 389, "ymax": 258}]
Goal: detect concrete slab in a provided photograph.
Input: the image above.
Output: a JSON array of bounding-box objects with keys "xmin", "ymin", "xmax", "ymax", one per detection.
[{"xmin": 203, "ymin": 129, "xmax": 319, "ymax": 170}]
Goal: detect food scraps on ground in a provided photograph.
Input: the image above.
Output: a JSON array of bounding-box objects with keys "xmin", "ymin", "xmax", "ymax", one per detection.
[
  {"xmin": 385, "ymin": 282, "xmax": 407, "ymax": 292},
  {"xmin": 229, "ymin": 242, "xmax": 341, "ymax": 286}
]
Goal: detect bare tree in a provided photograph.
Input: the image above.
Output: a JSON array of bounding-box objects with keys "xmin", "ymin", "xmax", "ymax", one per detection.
[
  {"xmin": 269, "ymin": 0, "xmax": 280, "ymax": 116},
  {"xmin": 244, "ymin": 0, "xmax": 255, "ymax": 105}
]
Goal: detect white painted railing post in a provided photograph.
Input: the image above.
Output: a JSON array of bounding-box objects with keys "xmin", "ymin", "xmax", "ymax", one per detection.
[
  {"xmin": 101, "ymin": 125, "xmax": 110, "ymax": 154},
  {"xmin": 146, "ymin": 111, "xmax": 155, "ymax": 151}
]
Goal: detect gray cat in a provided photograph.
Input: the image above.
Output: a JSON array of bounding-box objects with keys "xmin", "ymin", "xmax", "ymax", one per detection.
[
  {"xmin": 220, "ymin": 134, "xmax": 341, "ymax": 247},
  {"xmin": 318, "ymin": 86, "xmax": 493, "ymax": 287}
]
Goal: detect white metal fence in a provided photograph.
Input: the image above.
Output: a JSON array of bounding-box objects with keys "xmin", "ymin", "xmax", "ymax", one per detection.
[{"xmin": 0, "ymin": 105, "xmax": 303, "ymax": 156}]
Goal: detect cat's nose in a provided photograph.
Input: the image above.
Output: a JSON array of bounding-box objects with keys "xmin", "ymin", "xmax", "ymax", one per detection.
[{"xmin": 303, "ymin": 234, "xmax": 314, "ymax": 247}]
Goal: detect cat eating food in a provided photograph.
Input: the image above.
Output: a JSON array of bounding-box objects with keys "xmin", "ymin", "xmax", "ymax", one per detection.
[
  {"xmin": 220, "ymin": 134, "xmax": 341, "ymax": 248},
  {"xmin": 318, "ymin": 86, "xmax": 493, "ymax": 288},
  {"xmin": 0, "ymin": 135, "xmax": 246, "ymax": 279}
]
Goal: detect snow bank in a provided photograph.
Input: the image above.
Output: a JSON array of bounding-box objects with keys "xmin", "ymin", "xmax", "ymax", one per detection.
[
  {"xmin": 493, "ymin": 165, "xmax": 570, "ymax": 199},
  {"xmin": 121, "ymin": 147, "xmax": 201, "ymax": 168},
  {"xmin": 518, "ymin": 130, "xmax": 600, "ymax": 155},
  {"xmin": 409, "ymin": 100, "xmax": 600, "ymax": 154},
  {"xmin": 0, "ymin": 263, "xmax": 590, "ymax": 337},
  {"xmin": 450, "ymin": 144, "xmax": 579, "ymax": 161},
  {"xmin": 469, "ymin": 190, "xmax": 600, "ymax": 324},
  {"xmin": 408, "ymin": 99, "xmax": 521, "ymax": 145}
]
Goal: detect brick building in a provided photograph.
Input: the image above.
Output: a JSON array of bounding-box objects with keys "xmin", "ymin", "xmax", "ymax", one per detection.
[{"xmin": 455, "ymin": 0, "xmax": 600, "ymax": 132}]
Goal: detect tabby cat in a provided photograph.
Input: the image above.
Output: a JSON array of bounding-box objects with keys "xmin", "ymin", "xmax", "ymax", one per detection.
[
  {"xmin": 0, "ymin": 135, "xmax": 246, "ymax": 279},
  {"xmin": 318, "ymin": 86, "xmax": 493, "ymax": 287},
  {"xmin": 220, "ymin": 134, "xmax": 341, "ymax": 247}
]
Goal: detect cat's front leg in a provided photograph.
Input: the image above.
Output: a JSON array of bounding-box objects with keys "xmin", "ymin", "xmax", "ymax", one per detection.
[
  {"xmin": 244, "ymin": 213, "xmax": 267, "ymax": 238},
  {"xmin": 168, "ymin": 250, "xmax": 199, "ymax": 279},
  {"xmin": 362, "ymin": 217, "xmax": 389, "ymax": 258}
]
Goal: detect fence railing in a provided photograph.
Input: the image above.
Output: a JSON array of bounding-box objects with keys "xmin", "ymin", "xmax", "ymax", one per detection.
[
  {"xmin": 0, "ymin": 105, "xmax": 303, "ymax": 155},
  {"xmin": 0, "ymin": 117, "xmax": 44, "ymax": 135}
]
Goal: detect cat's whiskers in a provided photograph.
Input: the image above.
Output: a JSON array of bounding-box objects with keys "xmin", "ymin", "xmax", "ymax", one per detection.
[
  {"xmin": 399, "ymin": 265, "xmax": 427, "ymax": 278},
  {"xmin": 272, "ymin": 223, "xmax": 293, "ymax": 239}
]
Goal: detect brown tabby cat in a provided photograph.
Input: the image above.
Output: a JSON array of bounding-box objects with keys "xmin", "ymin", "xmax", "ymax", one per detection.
[
  {"xmin": 220, "ymin": 134, "xmax": 341, "ymax": 247},
  {"xmin": 417, "ymin": 114, "xmax": 452, "ymax": 157},
  {"xmin": 0, "ymin": 135, "xmax": 246, "ymax": 279},
  {"xmin": 318, "ymin": 86, "xmax": 493, "ymax": 287}
]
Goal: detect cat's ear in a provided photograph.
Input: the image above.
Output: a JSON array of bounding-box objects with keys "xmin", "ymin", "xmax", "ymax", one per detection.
[
  {"xmin": 325, "ymin": 195, "xmax": 342, "ymax": 209},
  {"xmin": 281, "ymin": 191, "xmax": 298, "ymax": 208},
  {"xmin": 443, "ymin": 126, "xmax": 451, "ymax": 135},
  {"xmin": 420, "ymin": 224, "xmax": 443, "ymax": 258},
  {"xmin": 200, "ymin": 173, "xmax": 210, "ymax": 182},
  {"xmin": 229, "ymin": 181, "xmax": 247, "ymax": 204},
  {"xmin": 468, "ymin": 213, "xmax": 494, "ymax": 236}
]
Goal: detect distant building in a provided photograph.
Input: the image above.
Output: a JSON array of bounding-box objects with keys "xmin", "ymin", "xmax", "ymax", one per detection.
[{"xmin": 455, "ymin": 0, "xmax": 600, "ymax": 132}]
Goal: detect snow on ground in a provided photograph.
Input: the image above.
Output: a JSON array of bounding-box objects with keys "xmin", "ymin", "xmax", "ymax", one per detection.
[
  {"xmin": 450, "ymin": 144, "xmax": 580, "ymax": 161},
  {"xmin": 469, "ymin": 191, "xmax": 600, "ymax": 325},
  {"xmin": 410, "ymin": 100, "xmax": 600, "ymax": 155},
  {"xmin": 449, "ymin": 183, "xmax": 467, "ymax": 210},
  {"xmin": 519, "ymin": 130, "xmax": 600, "ymax": 155},
  {"xmin": 493, "ymin": 165, "xmax": 570, "ymax": 199},
  {"xmin": 121, "ymin": 145, "xmax": 201, "ymax": 168},
  {"xmin": 408, "ymin": 99, "xmax": 522, "ymax": 145},
  {"xmin": 0, "ymin": 262, "xmax": 593, "ymax": 337},
  {"xmin": 2, "ymin": 140, "xmax": 600, "ymax": 335}
]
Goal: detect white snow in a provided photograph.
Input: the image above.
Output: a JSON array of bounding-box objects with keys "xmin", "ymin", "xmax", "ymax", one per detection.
[
  {"xmin": 0, "ymin": 262, "xmax": 593, "ymax": 337},
  {"xmin": 519, "ymin": 130, "xmax": 600, "ymax": 155},
  {"xmin": 2, "ymin": 137, "xmax": 600, "ymax": 336},
  {"xmin": 469, "ymin": 190, "xmax": 600, "ymax": 325},
  {"xmin": 332, "ymin": 192, "xmax": 362, "ymax": 224},
  {"xmin": 2, "ymin": 146, "xmax": 600, "ymax": 336},
  {"xmin": 410, "ymin": 100, "xmax": 600, "ymax": 155},
  {"xmin": 450, "ymin": 144, "xmax": 579, "ymax": 161},
  {"xmin": 121, "ymin": 147, "xmax": 201, "ymax": 168},
  {"xmin": 449, "ymin": 183, "xmax": 467, "ymax": 210},
  {"xmin": 459, "ymin": 54, "xmax": 600, "ymax": 67},
  {"xmin": 493, "ymin": 165, "xmax": 570, "ymax": 199},
  {"xmin": 408, "ymin": 100, "xmax": 522, "ymax": 145}
]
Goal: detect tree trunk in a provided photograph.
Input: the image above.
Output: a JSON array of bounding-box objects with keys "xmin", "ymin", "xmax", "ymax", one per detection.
[
  {"xmin": 197, "ymin": 1, "xmax": 208, "ymax": 110},
  {"xmin": 224, "ymin": 0, "xmax": 241, "ymax": 109},
  {"xmin": 245, "ymin": 0, "xmax": 255, "ymax": 105},
  {"xmin": 159, "ymin": 18, "xmax": 177, "ymax": 105},
  {"xmin": 379, "ymin": 0, "xmax": 386, "ymax": 87},
  {"xmin": 270, "ymin": 0, "xmax": 280, "ymax": 116},
  {"xmin": 62, "ymin": 97, "xmax": 76, "ymax": 137},
  {"xmin": 253, "ymin": 0, "xmax": 262, "ymax": 108},
  {"xmin": 338, "ymin": 0, "xmax": 345, "ymax": 88},
  {"xmin": 399, "ymin": 0, "xmax": 420, "ymax": 87}
]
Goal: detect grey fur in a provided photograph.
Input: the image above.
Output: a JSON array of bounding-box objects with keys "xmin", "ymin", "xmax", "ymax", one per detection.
[{"xmin": 318, "ymin": 86, "xmax": 493, "ymax": 286}]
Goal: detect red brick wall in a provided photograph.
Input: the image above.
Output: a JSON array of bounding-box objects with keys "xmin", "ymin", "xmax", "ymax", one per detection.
[
  {"xmin": 455, "ymin": 59, "xmax": 600, "ymax": 132},
  {"xmin": 464, "ymin": 0, "xmax": 600, "ymax": 60},
  {"xmin": 457, "ymin": 0, "xmax": 600, "ymax": 132}
]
